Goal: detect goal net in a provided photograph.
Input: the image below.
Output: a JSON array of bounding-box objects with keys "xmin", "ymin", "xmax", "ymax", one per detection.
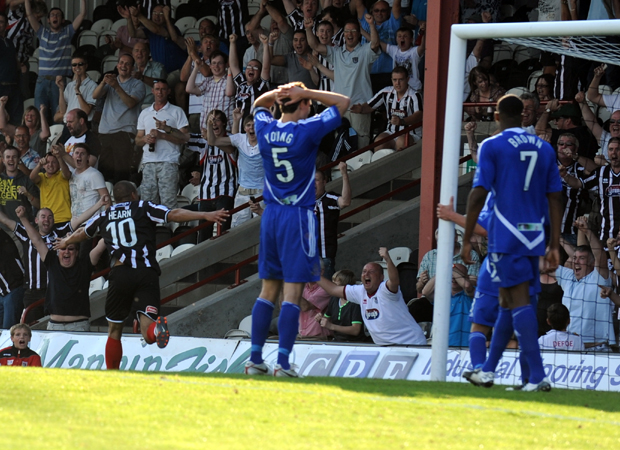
[{"xmin": 432, "ymin": 19, "xmax": 620, "ymax": 391}]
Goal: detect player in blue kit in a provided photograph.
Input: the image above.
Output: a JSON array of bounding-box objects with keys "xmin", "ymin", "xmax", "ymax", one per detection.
[
  {"xmin": 461, "ymin": 95, "xmax": 563, "ymax": 392},
  {"xmin": 245, "ymin": 82, "xmax": 350, "ymax": 377}
]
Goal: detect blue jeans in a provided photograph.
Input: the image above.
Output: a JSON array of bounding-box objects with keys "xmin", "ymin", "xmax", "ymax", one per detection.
[
  {"xmin": 0, "ymin": 286, "xmax": 25, "ymax": 329},
  {"xmin": 34, "ymin": 76, "xmax": 60, "ymax": 124}
]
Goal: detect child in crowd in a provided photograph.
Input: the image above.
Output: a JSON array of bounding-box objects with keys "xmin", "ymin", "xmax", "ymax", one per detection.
[
  {"xmin": 316, "ymin": 269, "xmax": 366, "ymax": 342},
  {"xmin": 538, "ymin": 304, "xmax": 584, "ymax": 351},
  {"xmin": 0, "ymin": 323, "xmax": 42, "ymax": 366},
  {"xmin": 380, "ymin": 25, "xmax": 426, "ymax": 92}
]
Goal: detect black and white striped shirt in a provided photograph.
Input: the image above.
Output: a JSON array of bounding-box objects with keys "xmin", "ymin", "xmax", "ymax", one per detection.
[
  {"xmin": 287, "ymin": 9, "xmax": 319, "ymax": 33},
  {"xmin": 14, "ymin": 222, "xmax": 72, "ymax": 290},
  {"xmin": 367, "ymin": 86, "xmax": 422, "ymax": 136},
  {"xmin": 188, "ymin": 134, "xmax": 238, "ymax": 201},
  {"xmin": 317, "ymin": 53, "xmax": 334, "ymax": 92},
  {"xmin": 584, "ymin": 166, "xmax": 620, "ymax": 241},
  {"xmin": 139, "ymin": 0, "xmax": 171, "ymax": 19},
  {"xmin": 315, "ymin": 192, "xmax": 340, "ymax": 259},
  {"xmin": 84, "ymin": 201, "xmax": 169, "ymax": 274},
  {"xmin": 6, "ymin": 5, "xmax": 35, "ymax": 64},
  {"xmin": 218, "ymin": 0, "xmax": 247, "ymax": 41},
  {"xmin": 233, "ymin": 73, "xmax": 270, "ymax": 119},
  {"xmin": 559, "ymin": 160, "xmax": 586, "ymax": 235}
]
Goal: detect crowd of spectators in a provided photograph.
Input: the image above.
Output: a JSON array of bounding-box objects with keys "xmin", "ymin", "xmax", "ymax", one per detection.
[{"xmin": 2, "ymin": 0, "xmax": 620, "ymax": 353}]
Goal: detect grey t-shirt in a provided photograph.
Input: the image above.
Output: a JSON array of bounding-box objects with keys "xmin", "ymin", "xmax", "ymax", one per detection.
[
  {"xmin": 284, "ymin": 52, "xmax": 317, "ymax": 90},
  {"xmin": 98, "ymin": 77, "xmax": 146, "ymax": 134},
  {"xmin": 325, "ymin": 43, "xmax": 379, "ymax": 105}
]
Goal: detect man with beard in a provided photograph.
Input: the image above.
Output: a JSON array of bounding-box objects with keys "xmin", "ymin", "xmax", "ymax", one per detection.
[
  {"xmin": 57, "ymin": 109, "xmax": 100, "ymax": 168},
  {"xmin": 92, "ymin": 54, "xmax": 146, "ymax": 183}
]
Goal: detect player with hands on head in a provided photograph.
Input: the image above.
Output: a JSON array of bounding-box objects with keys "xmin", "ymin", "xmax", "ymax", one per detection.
[{"xmin": 53, "ymin": 181, "xmax": 229, "ymax": 370}]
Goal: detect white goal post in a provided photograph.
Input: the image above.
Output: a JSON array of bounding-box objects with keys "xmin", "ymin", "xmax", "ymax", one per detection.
[{"xmin": 432, "ymin": 19, "xmax": 620, "ymax": 381}]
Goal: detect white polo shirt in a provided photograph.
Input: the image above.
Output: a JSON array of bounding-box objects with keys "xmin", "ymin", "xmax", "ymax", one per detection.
[
  {"xmin": 345, "ymin": 281, "xmax": 426, "ymax": 346},
  {"xmin": 138, "ymin": 102, "xmax": 189, "ymax": 164}
]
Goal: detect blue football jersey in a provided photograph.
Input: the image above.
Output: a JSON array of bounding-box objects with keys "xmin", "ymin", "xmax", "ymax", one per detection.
[
  {"xmin": 254, "ymin": 106, "xmax": 342, "ymax": 210},
  {"xmin": 474, "ymin": 128, "xmax": 562, "ymax": 256}
]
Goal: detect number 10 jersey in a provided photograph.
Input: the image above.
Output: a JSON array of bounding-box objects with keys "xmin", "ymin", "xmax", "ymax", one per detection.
[{"xmin": 84, "ymin": 200, "xmax": 170, "ymax": 273}]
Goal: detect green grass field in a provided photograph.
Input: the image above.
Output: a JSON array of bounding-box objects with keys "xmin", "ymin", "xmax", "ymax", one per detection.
[{"xmin": 2, "ymin": 368, "xmax": 619, "ymax": 450}]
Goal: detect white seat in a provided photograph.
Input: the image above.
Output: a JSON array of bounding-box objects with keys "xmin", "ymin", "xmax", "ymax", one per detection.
[
  {"xmin": 224, "ymin": 329, "xmax": 250, "ymax": 340},
  {"xmin": 181, "ymin": 183, "xmax": 200, "ymax": 203},
  {"xmin": 102, "ymin": 55, "xmax": 118, "ymax": 74},
  {"xmin": 87, "ymin": 70, "xmax": 101, "ymax": 83},
  {"xmin": 174, "ymin": 16, "xmax": 196, "ymax": 34},
  {"xmin": 238, "ymin": 315, "xmax": 252, "ymax": 335},
  {"xmin": 184, "ymin": 28, "xmax": 200, "ymax": 41},
  {"xmin": 47, "ymin": 124, "xmax": 65, "ymax": 152},
  {"xmin": 347, "ymin": 150, "xmax": 373, "ymax": 170},
  {"xmin": 388, "ymin": 247, "xmax": 413, "ymax": 266},
  {"xmin": 171, "ymin": 243, "xmax": 195, "ymax": 257},
  {"xmin": 111, "ymin": 19, "xmax": 125, "ymax": 33},
  {"xmin": 28, "ymin": 56, "xmax": 38, "ymax": 74},
  {"xmin": 23, "ymin": 98, "xmax": 35, "ymax": 111},
  {"xmin": 599, "ymin": 84, "xmax": 613, "ymax": 95},
  {"xmin": 170, "ymin": 0, "xmax": 182, "ymax": 7},
  {"xmin": 176, "ymin": 195, "xmax": 190, "ymax": 209},
  {"xmin": 98, "ymin": 30, "xmax": 116, "ymax": 48},
  {"xmin": 105, "ymin": 181, "xmax": 114, "ymax": 200},
  {"xmin": 248, "ymin": 4, "xmax": 260, "ymax": 14},
  {"xmin": 527, "ymin": 70, "xmax": 543, "ymax": 92},
  {"xmin": 91, "ymin": 18, "xmax": 113, "ymax": 35},
  {"xmin": 370, "ymin": 149, "xmax": 396, "ymax": 162},
  {"xmin": 156, "ymin": 244, "xmax": 173, "ymax": 262},
  {"xmin": 102, "ymin": 280, "xmax": 109, "ymax": 290},
  {"xmin": 613, "ymin": 87, "xmax": 620, "ymax": 96},
  {"xmin": 198, "ymin": 15, "xmax": 218, "ymax": 26},
  {"xmin": 89, "ymin": 276, "xmax": 105, "ymax": 296},
  {"xmin": 513, "ymin": 44, "xmax": 541, "ymax": 64},
  {"xmin": 78, "ymin": 30, "xmax": 99, "ymax": 48},
  {"xmin": 492, "ymin": 44, "xmax": 514, "ymax": 64},
  {"xmin": 506, "ymin": 86, "xmax": 529, "ymax": 97},
  {"xmin": 599, "ymin": 105, "xmax": 612, "ymax": 123},
  {"xmin": 32, "ymin": 47, "xmax": 39, "ymax": 59}
]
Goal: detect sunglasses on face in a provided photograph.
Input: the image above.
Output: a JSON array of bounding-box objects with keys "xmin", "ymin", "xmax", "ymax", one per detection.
[{"xmin": 72, "ymin": 62, "xmax": 85, "ymax": 67}]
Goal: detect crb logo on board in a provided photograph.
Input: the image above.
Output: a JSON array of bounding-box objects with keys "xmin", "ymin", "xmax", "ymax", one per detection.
[{"xmin": 299, "ymin": 349, "xmax": 418, "ymax": 379}]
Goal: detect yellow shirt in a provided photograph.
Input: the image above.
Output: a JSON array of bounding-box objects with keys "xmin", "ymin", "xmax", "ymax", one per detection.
[{"xmin": 38, "ymin": 171, "xmax": 71, "ymax": 223}]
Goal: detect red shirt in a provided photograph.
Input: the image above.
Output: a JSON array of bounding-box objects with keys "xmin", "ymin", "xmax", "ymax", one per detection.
[{"xmin": 0, "ymin": 346, "xmax": 42, "ymax": 367}]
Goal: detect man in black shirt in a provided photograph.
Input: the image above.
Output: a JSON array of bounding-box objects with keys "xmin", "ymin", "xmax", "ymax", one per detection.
[
  {"xmin": 0, "ymin": 228, "xmax": 24, "ymax": 329},
  {"xmin": 16, "ymin": 206, "xmax": 107, "ymax": 332},
  {"xmin": 54, "ymin": 181, "xmax": 229, "ymax": 369}
]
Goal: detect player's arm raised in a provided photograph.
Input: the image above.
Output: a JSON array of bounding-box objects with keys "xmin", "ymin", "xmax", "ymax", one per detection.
[
  {"xmin": 278, "ymin": 84, "xmax": 350, "ymax": 117},
  {"xmin": 167, "ymin": 208, "xmax": 230, "ymax": 225},
  {"xmin": 461, "ymin": 187, "xmax": 488, "ymax": 264},
  {"xmin": 543, "ymin": 190, "xmax": 562, "ymax": 273}
]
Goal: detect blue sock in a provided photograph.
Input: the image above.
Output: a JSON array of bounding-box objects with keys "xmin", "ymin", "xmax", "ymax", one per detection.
[
  {"xmin": 277, "ymin": 302, "xmax": 300, "ymax": 370},
  {"xmin": 519, "ymin": 350, "xmax": 530, "ymax": 385},
  {"xmin": 468, "ymin": 331, "xmax": 487, "ymax": 369},
  {"xmin": 250, "ymin": 298, "xmax": 275, "ymax": 364},
  {"xmin": 512, "ymin": 304, "xmax": 545, "ymax": 384},
  {"xmin": 482, "ymin": 307, "xmax": 513, "ymax": 373}
]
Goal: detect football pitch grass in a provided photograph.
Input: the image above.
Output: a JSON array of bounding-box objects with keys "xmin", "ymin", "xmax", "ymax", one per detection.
[{"xmin": 2, "ymin": 369, "xmax": 619, "ymax": 450}]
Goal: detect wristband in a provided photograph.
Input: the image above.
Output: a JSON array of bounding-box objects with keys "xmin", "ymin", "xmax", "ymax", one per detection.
[
  {"xmin": 545, "ymin": 108, "xmax": 551, "ymax": 113},
  {"xmin": 166, "ymin": 127, "xmax": 172, "ymax": 134}
]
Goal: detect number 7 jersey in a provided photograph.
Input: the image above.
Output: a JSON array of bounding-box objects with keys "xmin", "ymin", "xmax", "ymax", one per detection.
[
  {"xmin": 473, "ymin": 127, "xmax": 562, "ymax": 256},
  {"xmin": 84, "ymin": 200, "xmax": 170, "ymax": 274},
  {"xmin": 253, "ymin": 105, "xmax": 342, "ymax": 210}
]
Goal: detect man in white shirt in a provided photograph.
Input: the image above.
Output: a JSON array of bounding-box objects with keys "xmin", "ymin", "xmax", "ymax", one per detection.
[
  {"xmin": 136, "ymin": 79, "xmax": 189, "ymax": 209},
  {"xmin": 318, "ymin": 247, "xmax": 427, "ymax": 345}
]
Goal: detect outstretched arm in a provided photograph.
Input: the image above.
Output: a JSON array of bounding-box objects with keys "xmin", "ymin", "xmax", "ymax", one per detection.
[
  {"xmin": 575, "ymin": 91, "xmax": 603, "ymax": 142},
  {"xmin": 16, "ymin": 206, "xmax": 48, "ymax": 261},
  {"xmin": 70, "ymin": 194, "xmax": 111, "ymax": 230},
  {"xmin": 205, "ymin": 115, "xmax": 235, "ymax": 153},
  {"xmin": 259, "ymin": 84, "xmax": 350, "ymax": 117},
  {"xmin": 72, "ymin": 0, "xmax": 86, "ymax": 31},
  {"xmin": 586, "ymin": 64, "xmax": 606, "ymax": 106},
  {"xmin": 575, "ymin": 215, "xmax": 609, "ymax": 279},
  {"xmin": 305, "ymin": 18, "xmax": 327, "ymax": 55},
  {"xmin": 461, "ymin": 186, "xmax": 488, "ymax": 264},
  {"xmin": 436, "ymin": 196, "xmax": 488, "ymax": 237},
  {"xmin": 316, "ymin": 276, "xmax": 346, "ymax": 298},
  {"xmin": 338, "ymin": 162, "xmax": 351, "ymax": 208},
  {"xmin": 89, "ymin": 238, "xmax": 107, "ymax": 266},
  {"xmin": 167, "ymin": 208, "xmax": 230, "ymax": 224},
  {"xmin": 380, "ymin": 247, "xmax": 399, "ymax": 293},
  {"xmin": 24, "ymin": 0, "xmax": 41, "ymax": 33}
]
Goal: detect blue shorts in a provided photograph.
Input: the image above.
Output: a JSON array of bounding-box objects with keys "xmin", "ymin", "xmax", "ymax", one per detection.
[
  {"xmin": 469, "ymin": 290, "xmax": 499, "ymax": 327},
  {"xmin": 487, "ymin": 253, "xmax": 540, "ymax": 292},
  {"xmin": 258, "ymin": 203, "xmax": 321, "ymax": 283}
]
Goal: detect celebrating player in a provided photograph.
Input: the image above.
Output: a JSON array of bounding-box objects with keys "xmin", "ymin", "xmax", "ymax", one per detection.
[
  {"xmin": 54, "ymin": 181, "xmax": 229, "ymax": 370},
  {"xmin": 461, "ymin": 95, "xmax": 562, "ymax": 392},
  {"xmin": 245, "ymin": 82, "xmax": 350, "ymax": 377}
]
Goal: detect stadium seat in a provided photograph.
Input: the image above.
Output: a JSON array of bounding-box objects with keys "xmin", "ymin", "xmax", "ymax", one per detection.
[
  {"xmin": 331, "ymin": 165, "xmax": 351, "ymax": 180},
  {"xmin": 102, "ymin": 55, "xmax": 119, "ymax": 74},
  {"xmin": 492, "ymin": 44, "xmax": 514, "ymax": 65},
  {"xmin": 174, "ymin": 16, "xmax": 196, "ymax": 34},
  {"xmin": 111, "ymin": 19, "xmax": 125, "ymax": 33},
  {"xmin": 98, "ymin": 30, "xmax": 116, "ymax": 48},
  {"xmin": 371, "ymin": 149, "xmax": 396, "ymax": 162},
  {"xmin": 407, "ymin": 297, "xmax": 433, "ymax": 323},
  {"xmin": 47, "ymin": 124, "xmax": 65, "ymax": 152},
  {"xmin": 173, "ymin": 225, "xmax": 198, "ymax": 246},
  {"xmin": 184, "ymin": 28, "xmax": 200, "ymax": 41},
  {"xmin": 492, "ymin": 59, "xmax": 517, "ymax": 90},
  {"xmin": 181, "ymin": 183, "xmax": 200, "ymax": 203},
  {"xmin": 156, "ymin": 244, "xmax": 173, "ymax": 262},
  {"xmin": 198, "ymin": 15, "xmax": 218, "ymax": 26},
  {"xmin": 171, "ymin": 243, "xmax": 196, "ymax": 257},
  {"xmin": 102, "ymin": 280, "xmax": 109, "ymax": 290},
  {"xmin": 527, "ymin": 70, "xmax": 543, "ymax": 92},
  {"xmin": 513, "ymin": 45, "xmax": 541, "ymax": 64},
  {"xmin": 155, "ymin": 225, "xmax": 173, "ymax": 246},
  {"xmin": 87, "ymin": 70, "xmax": 102, "ymax": 83},
  {"xmin": 418, "ymin": 321, "xmax": 433, "ymax": 340},
  {"xmin": 347, "ymin": 150, "xmax": 373, "ymax": 170},
  {"xmin": 176, "ymin": 195, "xmax": 190, "ymax": 209},
  {"xmin": 506, "ymin": 86, "xmax": 529, "ymax": 97},
  {"xmin": 224, "ymin": 329, "xmax": 250, "ymax": 339},
  {"xmin": 238, "ymin": 315, "xmax": 252, "ymax": 335},
  {"xmin": 89, "ymin": 276, "xmax": 105, "ymax": 296},
  {"xmin": 614, "ymin": 87, "xmax": 620, "ymax": 96},
  {"xmin": 78, "ymin": 30, "xmax": 99, "ymax": 48},
  {"xmin": 599, "ymin": 106, "xmax": 612, "ymax": 123},
  {"xmin": 23, "ymin": 98, "xmax": 34, "ymax": 111},
  {"xmin": 32, "ymin": 47, "xmax": 39, "ymax": 59},
  {"xmin": 388, "ymin": 247, "xmax": 413, "ymax": 266},
  {"xmin": 93, "ymin": 4, "xmax": 119, "ymax": 23},
  {"xmin": 105, "ymin": 181, "xmax": 114, "ymax": 199},
  {"xmin": 28, "ymin": 56, "xmax": 38, "ymax": 74},
  {"xmin": 171, "ymin": 0, "xmax": 183, "ymax": 8},
  {"xmin": 397, "ymin": 261, "xmax": 417, "ymax": 302},
  {"xmin": 91, "ymin": 19, "xmax": 113, "ymax": 35},
  {"xmin": 248, "ymin": 4, "xmax": 260, "ymax": 14}
]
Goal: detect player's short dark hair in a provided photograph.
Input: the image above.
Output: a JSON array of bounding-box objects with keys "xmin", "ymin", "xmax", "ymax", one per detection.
[
  {"xmin": 119, "ymin": 53, "xmax": 135, "ymax": 65},
  {"xmin": 210, "ymin": 50, "xmax": 228, "ymax": 64},
  {"xmin": 395, "ymin": 27, "xmax": 414, "ymax": 39},
  {"xmin": 392, "ymin": 66, "xmax": 408, "ymax": 77},
  {"xmin": 333, "ymin": 269, "xmax": 356, "ymax": 285},
  {"xmin": 74, "ymin": 108, "xmax": 88, "ymax": 123},
  {"xmin": 32, "ymin": 1, "xmax": 48, "ymax": 16},
  {"xmin": 36, "ymin": 207, "xmax": 54, "ymax": 219},
  {"xmin": 209, "ymin": 109, "xmax": 227, "ymax": 124},
  {"xmin": 293, "ymin": 29, "xmax": 308, "ymax": 38},
  {"xmin": 558, "ymin": 132, "xmax": 579, "ymax": 149},
  {"xmin": 321, "ymin": 6, "xmax": 343, "ymax": 27},
  {"xmin": 73, "ymin": 142, "xmax": 91, "ymax": 156},
  {"xmin": 3, "ymin": 145, "xmax": 19, "ymax": 157},
  {"xmin": 153, "ymin": 78, "xmax": 169, "ymax": 86},
  {"xmin": 279, "ymin": 82, "xmax": 309, "ymax": 114},
  {"xmin": 242, "ymin": 114, "xmax": 254, "ymax": 128},
  {"xmin": 547, "ymin": 303, "xmax": 570, "ymax": 331},
  {"xmin": 317, "ymin": 20, "xmax": 333, "ymax": 31},
  {"xmin": 48, "ymin": 7, "xmax": 63, "ymax": 19},
  {"xmin": 343, "ymin": 19, "xmax": 360, "ymax": 32},
  {"xmin": 113, "ymin": 181, "xmax": 138, "ymax": 203},
  {"xmin": 609, "ymin": 136, "xmax": 620, "ymax": 147},
  {"xmin": 497, "ymin": 94, "xmax": 524, "ymax": 119}
]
